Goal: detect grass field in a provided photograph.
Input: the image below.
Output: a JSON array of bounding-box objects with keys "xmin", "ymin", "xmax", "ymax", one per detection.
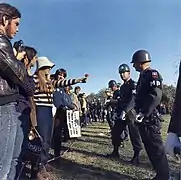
[{"xmin": 45, "ymin": 115, "xmax": 180, "ymax": 180}]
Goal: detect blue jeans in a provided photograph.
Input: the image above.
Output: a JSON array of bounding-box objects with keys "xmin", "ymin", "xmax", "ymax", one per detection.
[
  {"xmin": 36, "ymin": 106, "xmax": 53, "ymax": 165},
  {"xmin": 0, "ymin": 103, "xmax": 18, "ymax": 180},
  {"xmin": 7, "ymin": 113, "xmax": 30, "ymax": 180}
]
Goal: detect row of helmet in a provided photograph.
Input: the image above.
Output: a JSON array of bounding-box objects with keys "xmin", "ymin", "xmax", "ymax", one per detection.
[
  {"xmin": 109, "ymin": 49, "xmax": 151, "ymax": 88},
  {"xmin": 119, "ymin": 49, "xmax": 151, "ymax": 74}
]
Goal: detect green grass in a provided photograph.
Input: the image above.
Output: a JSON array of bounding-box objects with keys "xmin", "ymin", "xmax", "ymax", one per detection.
[{"xmin": 49, "ymin": 115, "xmax": 180, "ymax": 180}]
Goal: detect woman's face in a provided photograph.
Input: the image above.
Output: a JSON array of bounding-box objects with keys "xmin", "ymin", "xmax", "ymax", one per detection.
[
  {"xmin": 30, "ymin": 55, "xmax": 37, "ymax": 68},
  {"xmin": 43, "ymin": 67, "xmax": 51, "ymax": 81},
  {"xmin": 58, "ymin": 73, "xmax": 65, "ymax": 80}
]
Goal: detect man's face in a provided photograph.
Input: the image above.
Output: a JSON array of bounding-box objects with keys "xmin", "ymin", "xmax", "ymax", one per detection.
[
  {"xmin": 6, "ymin": 18, "xmax": 20, "ymax": 39},
  {"xmin": 112, "ymin": 85, "xmax": 117, "ymax": 92},
  {"xmin": 120, "ymin": 71, "xmax": 130, "ymax": 81},
  {"xmin": 133, "ymin": 62, "xmax": 141, "ymax": 72}
]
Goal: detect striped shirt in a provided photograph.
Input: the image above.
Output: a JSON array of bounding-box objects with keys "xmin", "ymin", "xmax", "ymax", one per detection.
[{"xmin": 33, "ymin": 75, "xmax": 78, "ymax": 107}]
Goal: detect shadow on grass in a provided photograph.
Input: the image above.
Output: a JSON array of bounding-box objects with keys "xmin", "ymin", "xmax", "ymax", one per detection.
[
  {"xmin": 77, "ymin": 137, "xmax": 109, "ymax": 146},
  {"xmin": 51, "ymin": 157, "xmax": 134, "ymax": 180},
  {"xmin": 86, "ymin": 126, "xmax": 109, "ymax": 130},
  {"xmin": 81, "ymin": 129, "xmax": 109, "ymax": 134},
  {"xmin": 82, "ymin": 133, "xmax": 110, "ymax": 139},
  {"xmin": 64, "ymin": 146, "xmax": 152, "ymax": 171}
]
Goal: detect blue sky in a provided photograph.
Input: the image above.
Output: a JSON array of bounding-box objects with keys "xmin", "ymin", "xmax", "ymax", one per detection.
[{"xmin": 5, "ymin": 0, "xmax": 181, "ymax": 93}]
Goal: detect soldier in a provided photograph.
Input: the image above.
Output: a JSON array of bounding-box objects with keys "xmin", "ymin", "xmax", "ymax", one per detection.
[
  {"xmin": 131, "ymin": 50, "xmax": 170, "ymax": 180},
  {"xmin": 104, "ymin": 89, "xmax": 114, "ymax": 130},
  {"xmin": 119, "ymin": 64, "xmax": 142, "ymax": 164},
  {"xmin": 106, "ymin": 80, "xmax": 125, "ymax": 147},
  {"xmin": 106, "ymin": 64, "xmax": 142, "ymax": 162}
]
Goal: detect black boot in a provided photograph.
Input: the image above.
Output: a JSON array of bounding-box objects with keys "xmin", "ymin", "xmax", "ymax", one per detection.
[
  {"xmin": 130, "ymin": 151, "xmax": 140, "ymax": 165},
  {"xmin": 106, "ymin": 151, "xmax": 120, "ymax": 158},
  {"xmin": 106, "ymin": 145, "xmax": 120, "ymax": 158}
]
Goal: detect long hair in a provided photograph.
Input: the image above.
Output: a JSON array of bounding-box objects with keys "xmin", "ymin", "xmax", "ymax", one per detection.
[
  {"xmin": 23, "ymin": 46, "xmax": 37, "ymax": 64},
  {"xmin": 36, "ymin": 68, "xmax": 53, "ymax": 93},
  {"xmin": 0, "ymin": 3, "xmax": 21, "ymax": 24}
]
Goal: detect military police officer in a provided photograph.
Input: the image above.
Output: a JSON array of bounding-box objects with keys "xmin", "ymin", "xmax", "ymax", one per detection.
[
  {"xmin": 106, "ymin": 64, "xmax": 142, "ymax": 162},
  {"xmin": 104, "ymin": 88, "xmax": 114, "ymax": 130},
  {"xmin": 107, "ymin": 80, "xmax": 125, "ymax": 147},
  {"xmin": 131, "ymin": 50, "xmax": 170, "ymax": 180},
  {"xmin": 118, "ymin": 64, "xmax": 142, "ymax": 164}
]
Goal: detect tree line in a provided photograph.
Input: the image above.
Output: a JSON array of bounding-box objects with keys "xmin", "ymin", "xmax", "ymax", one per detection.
[{"xmin": 86, "ymin": 84, "xmax": 176, "ymax": 112}]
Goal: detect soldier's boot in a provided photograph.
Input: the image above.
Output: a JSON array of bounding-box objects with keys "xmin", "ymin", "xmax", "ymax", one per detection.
[
  {"xmin": 130, "ymin": 151, "xmax": 140, "ymax": 165},
  {"xmin": 106, "ymin": 145, "xmax": 120, "ymax": 158}
]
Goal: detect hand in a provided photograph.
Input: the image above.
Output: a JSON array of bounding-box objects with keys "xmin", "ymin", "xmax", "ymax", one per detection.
[
  {"xmin": 105, "ymin": 99, "xmax": 110, "ymax": 104},
  {"xmin": 120, "ymin": 111, "xmax": 126, "ymax": 120},
  {"xmin": 165, "ymin": 132, "xmax": 181, "ymax": 157},
  {"xmin": 81, "ymin": 77, "xmax": 88, "ymax": 83},
  {"xmin": 136, "ymin": 112, "xmax": 144, "ymax": 123},
  {"xmin": 13, "ymin": 48, "xmax": 26, "ymax": 60}
]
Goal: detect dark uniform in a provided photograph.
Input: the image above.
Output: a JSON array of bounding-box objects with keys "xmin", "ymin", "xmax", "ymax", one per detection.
[
  {"xmin": 104, "ymin": 92, "xmax": 114, "ymax": 129},
  {"xmin": 131, "ymin": 50, "xmax": 170, "ymax": 180},
  {"xmin": 119, "ymin": 78, "xmax": 142, "ymax": 164},
  {"xmin": 108, "ymin": 64, "xmax": 142, "ymax": 162}
]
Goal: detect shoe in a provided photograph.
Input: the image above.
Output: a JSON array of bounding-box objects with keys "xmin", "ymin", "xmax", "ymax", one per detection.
[
  {"xmin": 130, "ymin": 156, "xmax": 140, "ymax": 165},
  {"xmin": 130, "ymin": 151, "xmax": 140, "ymax": 165},
  {"xmin": 106, "ymin": 152, "xmax": 120, "ymax": 158}
]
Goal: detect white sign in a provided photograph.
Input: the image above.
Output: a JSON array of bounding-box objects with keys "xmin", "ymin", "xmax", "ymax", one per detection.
[
  {"xmin": 66, "ymin": 110, "xmax": 81, "ymax": 138},
  {"xmin": 52, "ymin": 104, "xmax": 57, "ymax": 117}
]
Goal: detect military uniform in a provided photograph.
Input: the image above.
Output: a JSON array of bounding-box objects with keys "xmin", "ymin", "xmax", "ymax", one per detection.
[
  {"xmin": 104, "ymin": 95, "xmax": 114, "ymax": 129},
  {"xmin": 110, "ymin": 78, "xmax": 142, "ymax": 159},
  {"xmin": 132, "ymin": 50, "xmax": 170, "ymax": 180}
]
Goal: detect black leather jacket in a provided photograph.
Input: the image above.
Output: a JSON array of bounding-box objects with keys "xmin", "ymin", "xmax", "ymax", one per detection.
[{"xmin": 0, "ymin": 34, "xmax": 26, "ymax": 105}]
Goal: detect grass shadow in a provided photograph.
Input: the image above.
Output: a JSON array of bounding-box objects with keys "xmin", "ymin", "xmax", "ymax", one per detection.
[
  {"xmin": 50, "ymin": 157, "xmax": 135, "ymax": 180},
  {"xmin": 82, "ymin": 133, "xmax": 110, "ymax": 139},
  {"xmin": 77, "ymin": 137, "xmax": 108, "ymax": 146},
  {"xmin": 87, "ymin": 126, "xmax": 109, "ymax": 130}
]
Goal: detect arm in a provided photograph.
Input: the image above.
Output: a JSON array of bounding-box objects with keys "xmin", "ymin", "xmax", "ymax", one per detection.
[
  {"xmin": 20, "ymin": 74, "xmax": 35, "ymax": 97},
  {"xmin": 141, "ymin": 71, "xmax": 162, "ymax": 117},
  {"xmin": 123, "ymin": 81, "xmax": 136, "ymax": 113},
  {"xmin": 52, "ymin": 77, "xmax": 86, "ymax": 88},
  {"xmin": 65, "ymin": 94, "xmax": 75, "ymax": 110},
  {"xmin": 0, "ymin": 35, "xmax": 26, "ymax": 84}
]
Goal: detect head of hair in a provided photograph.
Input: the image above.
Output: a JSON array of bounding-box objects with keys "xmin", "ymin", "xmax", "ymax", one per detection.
[{"xmin": 0, "ymin": 3, "xmax": 21, "ymax": 25}]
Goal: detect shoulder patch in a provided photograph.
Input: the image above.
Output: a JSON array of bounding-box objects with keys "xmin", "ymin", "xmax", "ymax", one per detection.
[{"xmin": 152, "ymin": 71, "xmax": 158, "ymax": 79}]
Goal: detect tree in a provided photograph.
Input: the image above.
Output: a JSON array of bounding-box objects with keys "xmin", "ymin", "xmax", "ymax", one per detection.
[
  {"xmin": 162, "ymin": 84, "xmax": 176, "ymax": 111},
  {"xmin": 86, "ymin": 93, "xmax": 96, "ymax": 102},
  {"xmin": 96, "ymin": 88, "xmax": 107, "ymax": 103}
]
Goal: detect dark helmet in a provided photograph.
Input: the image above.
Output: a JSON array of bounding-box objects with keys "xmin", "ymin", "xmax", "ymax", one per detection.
[
  {"xmin": 108, "ymin": 80, "xmax": 117, "ymax": 88},
  {"xmin": 55, "ymin": 68, "xmax": 67, "ymax": 79},
  {"xmin": 131, "ymin": 50, "xmax": 151, "ymax": 64},
  {"xmin": 118, "ymin": 64, "xmax": 130, "ymax": 74},
  {"xmin": 117, "ymin": 82, "xmax": 121, "ymax": 87}
]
